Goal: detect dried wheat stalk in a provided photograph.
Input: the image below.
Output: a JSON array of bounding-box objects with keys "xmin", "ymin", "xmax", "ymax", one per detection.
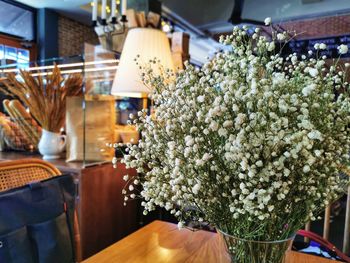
[{"xmin": 0, "ymin": 65, "xmax": 83, "ymax": 133}]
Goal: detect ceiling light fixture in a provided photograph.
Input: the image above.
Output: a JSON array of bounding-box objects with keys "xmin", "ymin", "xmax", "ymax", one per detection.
[
  {"xmin": 111, "ymin": 28, "xmax": 174, "ymax": 107},
  {"xmin": 0, "ymin": 59, "xmax": 119, "ymax": 73},
  {"xmin": 92, "ymin": 0, "xmax": 127, "ymax": 28},
  {"xmin": 92, "ymin": 0, "xmax": 128, "ymax": 52},
  {"xmin": 30, "ymin": 66, "xmax": 119, "ymax": 77},
  {"xmin": 161, "ymin": 19, "xmax": 173, "ymax": 33}
]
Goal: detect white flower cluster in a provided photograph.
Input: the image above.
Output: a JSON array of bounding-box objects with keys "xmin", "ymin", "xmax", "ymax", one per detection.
[{"xmin": 120, "ymin": 19, "xmax": 350, "ymax": 239}]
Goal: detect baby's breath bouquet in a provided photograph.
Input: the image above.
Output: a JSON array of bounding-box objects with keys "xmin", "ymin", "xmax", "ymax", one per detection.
[{"xmin": 118, "ymin": 18, "xmax": 350, "ymax": 262}]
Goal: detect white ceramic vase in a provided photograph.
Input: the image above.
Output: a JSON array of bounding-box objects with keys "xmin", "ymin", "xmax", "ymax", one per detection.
[{"xmin": 38, "ymin": 129, "xmax": 66, "ymax": 160}]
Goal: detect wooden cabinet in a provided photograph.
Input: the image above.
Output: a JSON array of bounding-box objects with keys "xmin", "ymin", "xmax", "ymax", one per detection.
[
  {"xmin": 77, "ymin": 162, "xmax": 140, "ymax": 259},
  {"xmin": 0, "ymin": 152, "xmax": 140, "ymax": 260}
]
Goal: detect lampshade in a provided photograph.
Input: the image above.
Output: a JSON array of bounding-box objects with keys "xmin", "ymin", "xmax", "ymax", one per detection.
[{"xmin": 111, "ymin": 28, "xmax": 174, "ymax": 98}]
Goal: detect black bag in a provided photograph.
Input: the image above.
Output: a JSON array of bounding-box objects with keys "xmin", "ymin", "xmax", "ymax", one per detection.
[{"xmin": 0, "ymin": 174, "xmax": 76, "ymax": 263}]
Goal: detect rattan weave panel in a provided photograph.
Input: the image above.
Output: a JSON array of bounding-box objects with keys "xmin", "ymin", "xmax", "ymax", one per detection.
[{"xmin": 0, "ymin": 159, "xmax": 61, "ymax": 192}]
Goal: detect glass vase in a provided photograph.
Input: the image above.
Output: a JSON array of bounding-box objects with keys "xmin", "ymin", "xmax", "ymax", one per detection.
[{"xmin": 217, "ymin": 229, "xmax": 294, "ymax": 263}]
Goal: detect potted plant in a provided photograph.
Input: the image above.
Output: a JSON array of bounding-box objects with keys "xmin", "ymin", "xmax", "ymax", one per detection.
[
  {"xmin": 1, "ymin": 66, "xmax": 82, "ymax": 159},
  {"xmin": 117, "ymin": 18, "xmax": 350, "ymax": 262}
]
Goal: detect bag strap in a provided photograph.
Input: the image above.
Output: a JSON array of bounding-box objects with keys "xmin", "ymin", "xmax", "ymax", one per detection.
[
  {"xmin": 57, "ymin": 175, "xmax": 77, "ymax": 263},
  {"xmin": 297, "ymin": 229, "xmax": 350, "ymax": 263}
]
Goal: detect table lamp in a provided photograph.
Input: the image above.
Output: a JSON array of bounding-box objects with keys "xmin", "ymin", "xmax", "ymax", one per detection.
[{"xmin": 111, "ymin": 28, "xmax": 174, "ymax": 108}]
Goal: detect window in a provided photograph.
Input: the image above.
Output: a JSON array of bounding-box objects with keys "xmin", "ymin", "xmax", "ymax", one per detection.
[
  {"xmin": 17, "ymin": 48, "xmax": 30, "ymax": 67},
  {"xmin": 0, "ymin": 1, "xmax": 36, "ymax": 68},
  {"xmin": 0, "ymin": 45, "xmax": 3, "ymax": 59},
  {"xmin": 0, "ymin": 0, "xmax": 35, "ymax": 40},
  {"xmin": 0, "ymin": 37, "xmax": 35, "ymax": 68},
  {"xmin": 4, "ymin": 45, "xmax": 17, "ymax": 61}
]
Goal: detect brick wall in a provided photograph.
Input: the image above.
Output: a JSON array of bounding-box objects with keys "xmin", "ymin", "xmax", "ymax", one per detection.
[
  {"xmin": 58, "ymin": 15, "xmax": 99, "ymax": 57},
  {"xmin": 279, "ymin": 14, "xmax": 350, "ymax": 39},
  {"xmin": 215, "ymin": 14, "xmax": 350, "ymax": 41},
  {"xmin": 277, "ymin": 14, "xmax": 350, "ymax": 64}
]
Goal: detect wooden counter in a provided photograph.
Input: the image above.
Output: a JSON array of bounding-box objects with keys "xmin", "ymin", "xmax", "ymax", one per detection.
[
  {"xmin": 0, "ymin": 151, "xmax": 140, "ymax": 260},
  {"xmin": 0, "ymin": 151, "xmax": 84, "ymax": 173}
]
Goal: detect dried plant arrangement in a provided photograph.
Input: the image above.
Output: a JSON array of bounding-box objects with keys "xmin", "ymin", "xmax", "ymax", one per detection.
[{"xmin": 0, "ymin": 65, "xmax": 83, "ymax": 133}]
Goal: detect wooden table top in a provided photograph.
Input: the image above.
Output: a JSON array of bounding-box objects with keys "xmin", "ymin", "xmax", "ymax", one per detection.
[{"xmin": 82, "ymin": 220, "xmax": 334, "ymax": 263}]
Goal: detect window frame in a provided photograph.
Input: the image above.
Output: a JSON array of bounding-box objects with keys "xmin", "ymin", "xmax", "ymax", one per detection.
[{"xmin": 0, "ymin": 34, "xmax": 36, "ymax": 62}]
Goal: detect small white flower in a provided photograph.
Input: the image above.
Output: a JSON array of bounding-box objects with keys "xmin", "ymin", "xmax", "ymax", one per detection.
[
  {"xmin": 168, "ymin": 141, "xmax": 176, "ymax": 150},
  {"xmin": 185, "ymin": 135, "xmax": 194, "ymax": 147},
  {"xmin": 314, "ymin": 150, "xmax": 322, "ymax": 157},
  {"xmin": 192, "ymin": 183, "xmax": 201, "ymax": 195},
  {"xmin": 277, "ymin": 33, "xmax": 285, "ymax": 41},
  {"xmin": 235, "ymin": 113, "xmax": 246, "ymax": 127},
  {"xmin": 268, "ymin": 42, "xmax": 275, "ymax": 52},
  {"xmin": 184, "ymin": 147, "xmax": 191, "ymax": 157},
  {"xmin": 202, "ymin": 153, "xmax": 212, "ymax": 161},
  {"xmin": 239, "ymin": 182, "xmax": 246, "ymax": 190},
  {"xmin": 319, "ymin": 43, "xmax": 327, "ymax": 50},
  {"xmin": 303, "ymin": 165, "xmax": 310, "ymax": 173},
  {"xmin": 316, "ymin": 60, "xmax": 325, "ymax": 68},
  {"xmin": 238, "ymin": 173, "xmax": 245, "ymax": 179},
  {"xmin": 223, "ymin": 120, "xmax": 233, "ymax": 128},
  {"xmin": 177, "ymin": 221, "xmax": 185, "ymax": 229},
  {"xmin": 209, "ymin": 121, "xmax": 219, "ymax": 131},
  {"xmin": 218, "ymin": 128, "xmax": 228, "ymax": 137},
  {"xmin": 256, "ymin": 160, "xmax": 263, "ymax": 167},
  {"xmin": 248, "ymin": 193, "xmax": 255, "ymax": 200},
  {"xmin": 195, "ymin": 159, "xmax": 205, "ymax": 166},
  {"xmin": 197, "ymin": 95, "xmax": 205, "ymax": 103},
  {"xmin": 338, "ymin": 44, "xmax": 348, "ymax": 54},
  {"xmin": 308, "ymin": 68, "xmax": 318, "ymax": 77},
  {"xmin": 314, "ymin": 43, "xmax": 320, "ymax": 50},
  {"xmin": 272, "ymin": 72, "xmax": 286, "ymax": 85},
  {"xmin": 302, "ymin": 84, "xmax": 316, "ymax": 96},
  {"xmin": 308, "ymin": 130, "xmax": 323, "ymax": 140},
  {"xmin": 123, "ymin": 175, "xmax": 129, "ymax": 181},
  {"xmin": 264, "ymin": 17, "xmax": 271, "ymax": 26}
]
